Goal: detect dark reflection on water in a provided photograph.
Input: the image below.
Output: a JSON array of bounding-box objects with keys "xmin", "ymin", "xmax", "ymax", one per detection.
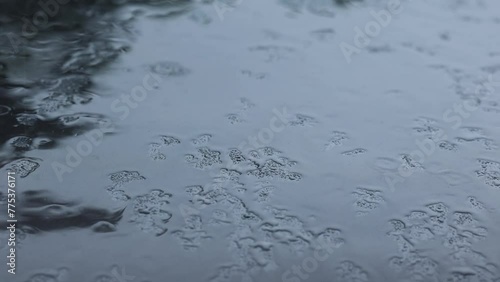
[
  {"xmin": 0, "ymin": 190, "xmax": 124, "ymax": 232},
  {"xmin": 0, "ymin": 0, "xmax": 194, "ymax": 166}
]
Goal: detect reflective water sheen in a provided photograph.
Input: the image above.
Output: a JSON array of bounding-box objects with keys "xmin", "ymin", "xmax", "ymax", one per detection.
[{"xmin": 0, "ymin": 0, "xmax": 500, "ymax": 281}]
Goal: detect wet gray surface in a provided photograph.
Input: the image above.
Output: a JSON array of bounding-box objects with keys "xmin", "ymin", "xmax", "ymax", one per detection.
[{"xmin": 0, "ymin": 0, "xmax": 500, "ymax": 281}]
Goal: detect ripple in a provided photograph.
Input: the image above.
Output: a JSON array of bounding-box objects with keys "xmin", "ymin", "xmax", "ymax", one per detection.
[
  {"xmin": 9, "ymin": 158, "xmax": 40, "ymax": 178},
  {"xmin": 130, "ymin": 189, "xmax": 173, "ymax": 236},
  {"xmin": 0, "ymin": 105, "xmax": 11, "ymax": 116},
  {"xmin": 150, "ymin": 61, "xmax": 190, "ymax": 77}
]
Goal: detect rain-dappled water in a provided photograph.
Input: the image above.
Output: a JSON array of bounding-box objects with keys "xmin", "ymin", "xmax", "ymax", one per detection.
[{"xmin": 1, "ymin": 0, "xmax": 500, "ymax": 281}]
